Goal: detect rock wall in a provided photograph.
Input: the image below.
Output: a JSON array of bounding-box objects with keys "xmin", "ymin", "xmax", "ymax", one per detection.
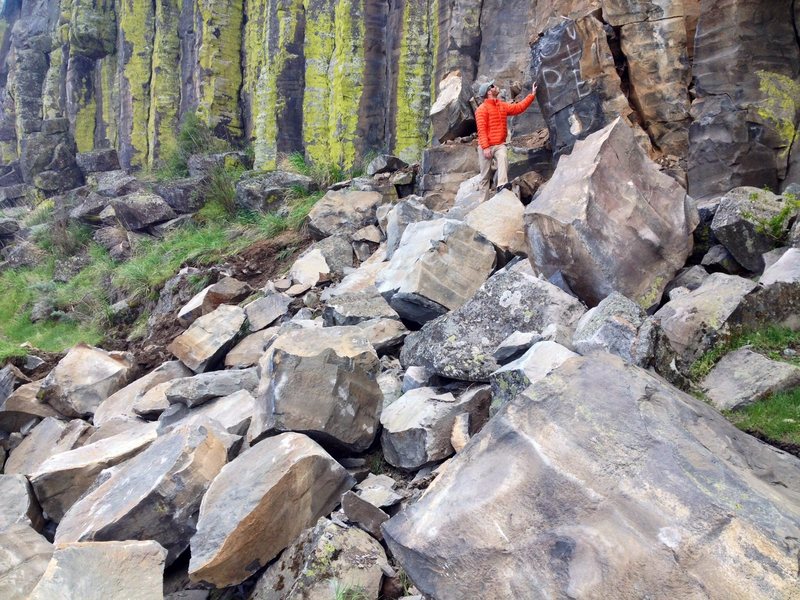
[{"xmin": 0, "ymin": 0, "xmax": 798, "ymax": 195}]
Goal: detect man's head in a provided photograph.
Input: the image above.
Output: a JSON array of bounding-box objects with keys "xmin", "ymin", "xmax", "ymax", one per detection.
[{"xmin": 478, "ymin": 80, "xmax": 496, "ymax": 98}]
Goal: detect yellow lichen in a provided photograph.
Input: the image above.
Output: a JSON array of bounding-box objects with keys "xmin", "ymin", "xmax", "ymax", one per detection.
[
  {"xmin": 302, "ymin": 0, "xmax": 336, "ymax": 166},
  {"xmin": 148, "ymin": 0, "xmax": 181, "ymax": 166},
  {"xmin": 756, "ymin": 70, "xmax": 800, "ymax": 157},
  {"xmin": 99, "ymin": 54, "xmax": 119, "ymax": 148}
]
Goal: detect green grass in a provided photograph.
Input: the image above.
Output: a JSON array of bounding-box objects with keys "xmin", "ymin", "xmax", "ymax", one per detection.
[
  {"xmin": 333, "ymin": 583, "xmax": 369, "ymax": 600},
  {"xmin": 152, "ymin": 111, "xmax": 231, "ymax": 180},
  {"xmin": 726, "ymin": 388, "xmax": 800, "ymax": 446},
  {"xmin": 283, "ymin": 151, "xmax": 348, "ymax": 189}
]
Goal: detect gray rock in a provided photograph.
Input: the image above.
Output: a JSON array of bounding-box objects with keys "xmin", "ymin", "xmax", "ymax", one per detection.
[
  {"xmin": 701, "ymin": 243, "xmax": 744, "ymax": 274},
  {"xmin": 430, "ymin": 71, "xmax": 475, "ymax": 143},
  {"xmin": 157, "ymin": 390, "xmax": 256, "ymax": 438},
  {"xmin": 760, "ymin": 247, "xmax": 800, "ymax": 286},
  {"xmin": 111, "ymin": 191, "xmax": 177, "ymax": 231},
  {"xmin": 0, "ymin": 364, "xmax": 29, "ymax": 407},
  {"xmin": 322, "ymin": 290, "xmax": 400, "ymax": 326},
  {"xmin": 235, "ymin": 170, "xmax": 316, "ymax": 212},
  {"xmin": 4, "ymin": 418, "xmax": 90, "ymax": 476},
  {"xmin": 342, "ymin": 491, "xmax": 389, "ymax": 539},
  {"xmin": 492, "ymin": 331, "xmax": 542, "ymax": 363},
  {"xmin": 90, "ymin": 170, "xmax": 144, "ymax": 198},
  {"xmin": 380, "ymin": 386, "xmax": 491, "ymax": 470},
  {"xmin": 0, "ymin": 474, "xmax": 44, "ymax": 532},
  {"xmin": 366, "ymin": 154, "xmax": 408, "ymax": 176},
  {"xmin": 307, "ymin": 190, "xmax": 386, "ymax": 240},
  {"xmin": 463, "ymin": 190, "xmax": 527, "ymax": 257},
  {"xmin": 154, "ymin": 176, "xmax": 206, "ymax": 214},
  {"xmin": 165, "ymin": 368, "xmax": 259, "ymax": 408},
  {"xmin": 401, "ymin": 366, "xmax": 442, "ymax": 394},
  {"xmin": 665, "ymin": 265, "xmax": 709, "ymax": 296},
  {"xmin": 701, "ymin": 348, "xmax": 800, "ymax": 411},
  {"xmin": 187, "ymin": 152, "xmax": 251, "ymax": 178},
  {"xmin": 167, "ymin": 305, "xmax": 247, "ymax": 373},
  {"xmin": 0, "ymin": 524, "xmax": 53, "ymax": 599},
  {"xmin": 244, "ymin": 293, "xmax": 291, "ymax": 331},
  {"xmin": 224, "ymin": 327, "xmax": 281, "ymax": 368},
  {"xmin": 188, "ymin": 433, "xmax": 354, "ymax": 587},
  {"xmin": 383, "ymin": 353, "xmax": 800, "ymax": 599},
  {"xmin": 400, "ymin": 261, "xmax": 585, "ymax": 381},
  {"xmin": 75, "ymin": 149, "xmax": 120, "ymax": 175},
  {"xmin": 382, "ymin": 196, "xmax": 436, "ymax": 260}
]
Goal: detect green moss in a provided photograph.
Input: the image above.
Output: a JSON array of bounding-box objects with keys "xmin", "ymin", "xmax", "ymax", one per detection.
[
  {"xmin": 148, "ymin": 0, "xmax": 181, "ymax": 166},
  {"xmin": 302, "ymin": 0, "xmax": 335, "ymax": 166},
  {"xmin": 73, "ymin": 95, "xmax": 97, "ymax": 152},
  {"xmin": 196, "ymin": 0, "xmax": 244, "ymax": 139},
  {"xmin": 0, "ymin": 140, "xmax": 18, "ymax": 164},
  {"xmin": 118, "ymin": 0, "xmax": 155, "ymax": 167},
  {"xmin": 756, "ymin": 70, "xmax": 800, "ymax": 156},
  {"xmin": 394, "ymin": 0, "xmax": 432, "ymax": 162}
]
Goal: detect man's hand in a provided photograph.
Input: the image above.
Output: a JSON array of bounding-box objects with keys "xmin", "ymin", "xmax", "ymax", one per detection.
[
  {"xmin": 483, "ymin": 147, "xmax": 493, "ymax": 160},
  {"xmin": 532, "ymin": 82, "xmax": 538, "ymax": 96}
]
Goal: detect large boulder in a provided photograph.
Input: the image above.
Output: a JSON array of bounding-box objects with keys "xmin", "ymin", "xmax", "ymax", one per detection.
[
  {"xmin": 157, "ymin": 389, "xmax": 256, "ymax": 438},
  {"xmin": 250, "ymin": 327, "xmax": 382, "ymax": 452},
  {"xmin": 40, "ymin": 344, "xmax": 134, "ymax": 419},
  {"xmin": 0, "ymin": 525, "xmax": 53, "ymax": 599},
  {"xmin": 111, "ymin": 191, "xmax": 177, "ymax": 231},
  {"xmin": 0, "ymin": 380, "xmax": 60, "ymax": 432},
  {"xmin": 307, "ymin": 190, "xmax": 385, "ymax": 240},
  {"xmin": 167, "ymin": 305, "xmax": 247, "ymax": 373},
  {"xmin": 429, "ymin": 71, "xmax": 475, "ymax": 143},
  {"xmin": 382, "ymin": 196, "xmax": 437, "ymax": 260},
  {"xmin": 463, "ymin": 189, "xmax": 527, "ymax": 257},
  {"xmin": 164, "ymin": 368, "xmax": 259, "ymax": 408},
  {"xmin": 28, "ymin": 541, "xmax": 166, "ymax": 600},
  {"xmin": 400, "ymin": 261, "xmax": 586, "ymax": 381},
  {"xmin": 235, "ymin": 171, "xmax": 315, "ymax": 212},
  {"xmin": 383, "ymin": 353, "xmax": 800, "ymax": 599},
  {"xmin": 55, "ymin": 423, "xmax": 229, "ymax": 564},
  {"xmin": 731, "ymin": 247, "xmax": 800, "ymax": 330},
  {"xmin": 153, "ymin": 176, "xmax": 206, "ymax": 214},
  {"xmin": 4, "ymin": 418, "xmax": 91, "ymax": 476},
  {"xmin": 0, "ymin": 475, "xmax": 44, "ymax": 532},
  {"xmin": 244, "ymin": 293, "xmax": 292, "ymax": 331},
  {"xmin": 375, "ymin": 218, "xmax": 496, "ymax": 324},
  {"xmin": 524, "ymin": 117, "xmax": 698, "ymax": 308},
  {"xmin": 188, "ymin": 433, "xmax": 353, "ymax": 587},
  {"xmin": 322, "ymin": 290, "xmax": 400, "ymax": 326}
]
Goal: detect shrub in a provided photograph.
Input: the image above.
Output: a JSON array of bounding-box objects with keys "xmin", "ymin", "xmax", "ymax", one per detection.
[
  {"xmin": 154, "ymin": 111, "xmax": 230, "ymax": 180},
  {"xmin": 282, "ymin": 151, "xmax": 347, "ymax": 189},
  {"xmin": 34, "ymin": 220, "xmax": 92, "ymax": 258}
]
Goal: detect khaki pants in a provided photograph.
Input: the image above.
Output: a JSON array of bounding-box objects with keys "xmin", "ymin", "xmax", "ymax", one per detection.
[{"xmin": 477, "ymin": 143, "xmax": 508, "ymax": 193}]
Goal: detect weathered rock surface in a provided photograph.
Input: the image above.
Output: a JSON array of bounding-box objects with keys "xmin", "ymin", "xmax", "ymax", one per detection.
[
  {"xmin": 382, "ymin": 197, "xmax": 437, "ymax": 260},
  {"xmin": 430, "ymin": 71, "xmax": 475, "ymax": 143},
  {"xmin": 701, "ymin": 349, "xmax": 800, "ymax": 411},
  {"xmin": 0, "ymin": 524, "xmax": 53, "ymax": 599},
  {"xmin": 28, "ymin": 540, "xmax": 167, "ymax": 600},
  {"xmin": 158, "ymin": 390, "xmax": 256, "ymax": 438},
  {"xmin": 244, "ymin": 293, "xmax": 291, "ymax": 331},
  {"xmin": 381, "ymin": 386, "xmax": 491, "ymax": 470},
  {"xmin": 153, "ymin": 177, "xmax": 207, "ymax": 214},
  {"xmin": 0, "ymin": 380, "xmax": 60, "ymax": 432},
  {"xmin": 525, "ymin": 117, "xmax": 697, "ymax": 308},
  {"xmin": 383, "ymin": 353, "xmax": 800, "ymax": 599},
  {"xmin": 75, "ymin": 149, "xmax": 120, "ymax": 175},
  {"xmin": 401, "ymin": 261, "xmax": 585, "ymax": 381},
  {"xmin": 111, "ymin": 191, "xmax": 177, "ymax": 231},
  {"xmin": 251, "ymin": 327, "xmax": 382, "ymax": 452},
  {"xmin": 224, "ymin": 327, "xmax": 280, "ymax": 369},
  {"xmin": 376, "ymin": 218, "xmax": 496, "ymax": 324},
  {"xmin": 760, "ymin": 248, "xmax": 800, "ymax": 285},
  {"xmin": 5, "ymin": 418, "xmax": 90, "ymax": 476},
  {"xmin": 307, "ymin": 190, "xmax": 385, "ymax": 240},
  {"xmin": 367, "ymin": 154, "xmax": 408, "ymax": 176},
  {"xmin": 731, "ymin": 247, "xmax": 800, "ymax": 331},
  {"xmin": 55, "ymin": 424, "xmax": 229, "ymax": 564},
  {"xmin": 167, "ymin": 305, "xmax": 246, "ymax": 373},
  {"xmin": 0, "ymin": 474, "xmax": 44, "ymax": 532},
  {"xmin": 40, "ymin": 344, "xmax": 134, "ymax": 418},
  {"xmin": 188, "ymin": 433, "xmax": 354, "ymax": 587},
  {"xmin": 165, "ymin": 368, "xmax": 259, "ymax": 408},
  {"xmin": 235, "ymin": 171, "xmax": 315, "ymax": 212},
  {"xmin": 30, "ymin": 424, "xmax": 158, "ymax": 521},
  {"xmin": 322, "ymin": 290, "xmax": 400, "ymax": 326},
  {"xmin": 464, "ymin": 190, "xmax": 526, "ymax": 257}
]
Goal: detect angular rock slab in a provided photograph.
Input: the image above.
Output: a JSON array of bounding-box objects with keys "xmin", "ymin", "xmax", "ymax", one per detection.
[
  {"xmin": 307, "ymin": 190, "xmax": 385, "ymax": 240},
  {"xmin": 0, "ymin": 380, "xmax": 60, "ymax": 432},
  {"xmin": 55, "ymin": 424, "xmax": 229, "ymax": 564},
  {"xmin": 244, "ymin": 293, "xmax": 291, "ymax": 331},
  {"xmin": 167, "ymin": 305, "xmax": 246, "ymax": 373},
  {"xmin": 383, "ymin": 353, "xmax": 800, "ymax": 599},
  {"xmin": 250, "ymin": 518, "xmax": 388, "ymax": 600},
  {"xmin": 322, "ymin": 290, "xmax": 400, "ymax": 326},
  {"xmin": 375, "ymin": 218, "xmax": 496, "ymax": 324},
  {"xmin": 5, "ymin": 418, "xmax": 91, "ymax": 476},
  {"xmin": 381, "ymin": 386, "xmax": 491, "ymax": 470},
  {"xmin": 0, "ymin": 474, "xmax": 44, "ymax": 532},
  {"xmin": 701, "ymin": 348, "xmax": 800, "ymax": 411},
  {"xmin": 157, "ymin": 389, "xmax": 255, "ymax": 438},
  {"xmin": 525, "ymin": 117, "xmax": 697, "ymax": 308},
  {"xmin": 251, "ymin": 327, "xmax": 382, "ymax": 452},
  {"xmin": 111, "ymin": 191, "xmax": 176, "ymax": 231},
  {"xmin": 224, "ymin": 327, "xmax": 280, "ymax": 368},
  {"xmin": 40, "ymin": 344, "xmax": 134, "ymax": 418},
  {"xmin": 464, "ymin": 190, "xmax": 527, "ymax": 257},
  {"xmin": 28, "ymin": 540, "xmax": 166, "ymax": 600},
  {"xmin": 0, "ymin": 524, "xmax": 53, "ymax": 599},
  {"xmin": 400, "ymin": 261, "xmax": 585, "ymax": 381},
  {"xmin": 165, "ymin": 368, "xmax": 259, "ymax": 408},
  {"xmin": 188, "ymin": 433, "xmax": 354, "ymax": 587}
]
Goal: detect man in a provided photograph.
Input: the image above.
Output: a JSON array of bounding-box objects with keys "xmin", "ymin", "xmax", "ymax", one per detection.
[{"xmin": 475, "ymin": 80, "xmax": 538, "ymax": 193}]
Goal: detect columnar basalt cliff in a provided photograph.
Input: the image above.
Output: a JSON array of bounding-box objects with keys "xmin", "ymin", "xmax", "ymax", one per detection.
[{"xmin": 0, "ymin": 0, "xmax": 798, "ymax": 195}]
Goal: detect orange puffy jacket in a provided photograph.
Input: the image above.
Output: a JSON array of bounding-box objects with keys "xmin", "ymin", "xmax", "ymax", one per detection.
[{"xmin": 475, "ymin": 94, "xmax": 536, "ymax": 149}]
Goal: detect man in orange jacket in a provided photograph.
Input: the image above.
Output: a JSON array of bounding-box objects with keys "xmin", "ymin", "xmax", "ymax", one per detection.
[{"xmin": 475, "ymin": 80, "xmax": 537, "ymax": 194}]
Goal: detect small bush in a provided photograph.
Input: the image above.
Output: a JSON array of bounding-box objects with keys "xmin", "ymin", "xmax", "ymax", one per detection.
[
  {"xmin": 35, "ymin": 220, "xmax": 92, "ymax": 258},
  {"xmin": 22, "ymin": 199, "xmax": 55, "ymax": 227},
  {"xmin": 154, "ymin": 111, "xmax": 230, "ymax": 180},
  {"xmin": 282, "ymin": 152, "xmax": 346, "ymax": 189}
]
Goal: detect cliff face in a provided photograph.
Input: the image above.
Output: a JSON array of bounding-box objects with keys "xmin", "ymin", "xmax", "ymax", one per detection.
[{"xmin": 0, "ymin": 0, "xmax": 798, "ymax": 198}]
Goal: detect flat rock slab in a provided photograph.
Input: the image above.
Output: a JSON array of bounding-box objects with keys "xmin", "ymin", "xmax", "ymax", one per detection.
[
  {"xmin": 400, "ymin": 261, "xmax": 586, "ymax": 381},
  {"xmin": 158, "ymin": 389, "xmax": 255, "ymax": 438},
  {"xmin": 464, "ymin": 189, "xmax": 527, "ymax": 256},
  {"xmin": 224, "ymin": 327, "xmax": 280, "ymax": 368},
  {"xmin": 382, "ymin": 197, "xmax": 437, "ymax": 260},
  {"xmin": 0, "ymin": 474, "xmax": 44, "ymax": 532},
  {"xmin": 165, "ymin": 368, "xmax": 258, "ymax": 408},
  {"xmin": 376, "ymin": 218, "xmax": 496, "ymax": 324},
  {"xmin": 307, "ymin": 190, "xmax": 385, "ymax": 240},
  {"xmin": 5, "ymin": 418, "xmax": 90, "ymax": 476},
  {"xmin": 250, "ymin": 518, "xmax": 388, "ymax": 600},
  {"xmin": 244, "ymin": 293, "xmax": 291, "ymax": 331},
  {"xmin": 188, "ymin": 433, "xmax": 354, "ymax": 587},
  {"xmin": 0, "ymin": 380, "xmax": 60, "ymax": 432},
  {"xmin": 111, "ymin": 191, "xmax": 176, "ymax": 231},
  {"xmin": 251, "ymin": 327, "xmax": 382, "ymax": 452},
  {"xmin": 40, "ymin": 344, "xmax": 134, "ymax": 419},
  {"xmin": 322, "ymin": 290, "xmax": 400, "ymax": 326},
  {"xmin": 701, "ymin": 348, "xmax": 800, "ymax": 411},
  {"xmin": 383, "ymin": 353, "xmax": 800, "ymax": 599},
  {"xmin": 525, "ymin": 117, "xmax": 697, "ymax": 309},
  {"xmin": 29, "ymin": 541, "xmax": 166, "ymax": 600},
  {"xmin": 381, "ymin": 385, "xmax": 491, "ymax": 470},
  {"xmin": 168, "ymin": 305, "xmax": 247, "ymax": 373},
  {"xmin": 0, "ymin": 524, "xmax": 53, "ymax": 599},
  {"xmin": 55, "ymin": 424, "xmax": 229, "ymax": 564}
]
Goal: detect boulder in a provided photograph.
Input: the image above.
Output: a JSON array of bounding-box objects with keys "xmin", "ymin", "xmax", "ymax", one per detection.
[
  {"xmin": 307, "ymin": 190, "xmax": 385, "ymax": 240},
  {"xmin": 132, "ymin": 382, "xmax": 172, "ymax": 419},
  {"xmin": 375, "ymin": 218, "xmax": 496, "ymax": 324},
  {"xmin": 701, "ymin": 244, "xmax": 743, "ymax": 274},
  {"xmin": 419, "ymin": 132, "xmax": 480, "ymax": 209},
  {"xmin": 400, "ymin": 261, "xmax": 585, "ymax": 381},
  {"xmin": 289, "ymin": 248, "xmax": 332, "ymax": 288},
  {"xmin": 0, "ymin": 524, "xmax": 53, "ymax": 599},
  {"xmin": 176, "ymin": 286, "xmax": 212, "ymax": 327},
  {"xmin": 28, "ymin": 541, "xmax": 166, "ymax": 600},
  {"xmin": 111, "ymin": 191, "xmax": 177, "ymax": 231},
  {"xmin": 308, "ymin": 234, "xmax": 355, "ymax": 276},
  {"xmin": 760, "ymin": 246, "xmax": 800, "ymax": 286},
  {"xmin": 710, "ymin": 187, "xmax": 788, "ymax": 272},
  {"xmin": 0, "ymin": 474, "xmax": 44, "ymax": 532},
  {"xmin": 430, "ymin": 71, "xmax": 475, "ymax": 143},
  {"xmin": 382, "ymin": 197, "xmax": 437, "ymax": 260},
  {"xmin": 165, "ymin": 368, "xmax": 259, "ymax": 408},
  {"xmin": 244, "ymin": 293, "xmax": 292, "ymax": 331},
  {"xmin": 250, "ymin": 327, "xmax": 382, "ymax": 452},
  {"xmin": 492, "ymin": 331, "xmax": 542, "ymax": 363},
  {"xmin": 701, "ymin": 349, "xmax": 800, "ymax": 411},
  {"xmin": 525, "ymin": 117, "xmax": 697, "ymax": 309},
  {"xmin": 188, "ymin": 433, "xmax": 354, "ymax": 587},
  {"xmin": 39, "ymin": 344, "xmax": 134, "ymax": 419},
  {"xmin": 235, "ymin": 171, "xmax": 315, "ymax": 212},
  {"xmin": 187, "ymin": 152, "xmax": 251, "ymax": 178},
  {"xmin": 463, "ymin": 189, "xmax": 527, "ymax": 257},
  {"xmin": 224, "ymin": 327, "xmax": 280, "ymax": 368},
  {"xmin": 355, "ymin": 318, "xmax": 410, "ymax": 354},
  {"xmin": 654, "ymin": 273, "xmax": 758, "ymax": 368},
  {"xmin": 90, "ymin": 170, "xmax": 144, "ymax": 198},
  {"xmin": 490, "ymin": 341, "xmax": 578, "ymax": 414},
  {"xmin": 5, "ymin": 418, "xmax": 91, "ymax": 476},
  {"xmin": 322, "ymin": 290, "xmax": 400, "ymax": 326},
  {"xmin": 75, "ymin": 149, "xmax": 120, "ymax": 175},
  {"xmin": 0, "ymin": 364, "xmax": 27, "ymax": 404},
  {"xmin": 380, "ymin": 386, "xmax": 491, "ymax": 470},
  {"xmin": 0, "ymin": 380, "xmax": 61, "ymax": 432},
  {"xmin": 199, "ymin": 277, "xmax": 251, "ymax": 313},
  {"xmin": 92, "ymin": 226, "xmax": 130, "ymax": 259},
  {"xmin": 366, "ymin": 154, "xmax": 408, "ymax": 176},
  {"xmin": 93, "ymin": 360, "xmax": 193, "ymax": 426},
  {"xmin": 167, "ymin": 305, "xmax": 247, "ymax": 373},
  {"xmin": 157, "ymin": 390, "xmax": 256, "ymax": 438},
  {"xmin": 731, "ymin": 248, "xmax": 800, "ymax": 331},
  {"xmin": 383, "ymin": 353, "xmax": 800, "ymax": 599},
  {"xmin": 250, "ymin": 518, "xmax": 388, "ymax": 600},
  {"xmin": 320, "ymin": 248, "xmax": 389, "ymax": 301},
  {"xmin": 0, "ymin": 217, "xmax": 20, "ymax": 237},
  {"xmin": 154, "ymin": 176, "xmax": 207, "ymax": 214},
  {"xmin": 55, "ymin": 423, "xmax": 229, "ymax": 564},
  {"xmin": 30, "ymin": 424, "xmax": 158, "ymax": 521}
]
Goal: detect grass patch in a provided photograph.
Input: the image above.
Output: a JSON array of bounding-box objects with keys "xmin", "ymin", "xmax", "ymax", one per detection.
[
  {"xmin": 726, "ymin": 388, "xmax": 800, "ymax": 446},
  {"xmin": 282, "ymin": 151, "xmax": 349, "ymax": 189},
  {"xmin": 152, "ymin": 111, "xmax": 231, "ymax": 180},
  {"xmin": 689, "ymin": 325, "xmax": 800, "ymax": 381}
]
